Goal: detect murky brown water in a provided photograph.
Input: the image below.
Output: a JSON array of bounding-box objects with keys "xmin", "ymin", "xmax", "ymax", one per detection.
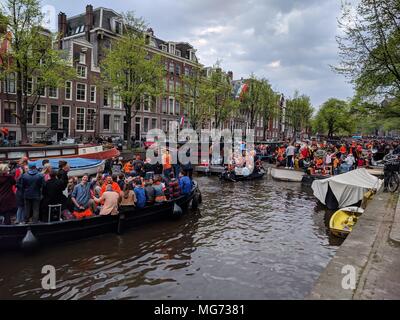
[{"xmin": 0, "ymin": 175, "xmax": 340, "ymax": 300}]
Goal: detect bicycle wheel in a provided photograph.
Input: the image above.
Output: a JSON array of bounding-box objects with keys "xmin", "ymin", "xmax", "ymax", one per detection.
[{"xmin": 388, "ymin": 173, "xmax": 400, "ymax": 193}]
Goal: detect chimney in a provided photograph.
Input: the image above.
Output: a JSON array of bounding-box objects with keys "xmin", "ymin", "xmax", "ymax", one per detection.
[
  {"xmin": 227, "ymin": 71, "xmax": 233, "ymax": 80},
  {"xmin": 58, "ymin": 12, "xmax": 67, "ymax": 49},
  {"xmin": 147, "ymin": 28, "xmax": 154, "ymax": 36},
  {"xmin": 85, "ymin": 4, "xmax": 94, "ymax": 43}
]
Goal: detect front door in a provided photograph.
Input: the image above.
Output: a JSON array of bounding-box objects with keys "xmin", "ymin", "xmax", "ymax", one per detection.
[
  {"xmin": 51, "ymin": 105, "xmax": 59, "ymax": 130},
  {"xmin": 62, "ymin": 106, "xmax": 70, "ymax": 138},
  {"xmin": 135, "ymin": 117, "xmax": 141, "ymax": 141}
]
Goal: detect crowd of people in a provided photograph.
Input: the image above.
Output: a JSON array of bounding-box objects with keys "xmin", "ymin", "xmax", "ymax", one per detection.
[
  {"xmin": 256, "ymin": 138, "xmax": 400, "ymax": 175},
  {"xmin": 0, "ymin": 152, "xmax": 194, "ymax": 226}
]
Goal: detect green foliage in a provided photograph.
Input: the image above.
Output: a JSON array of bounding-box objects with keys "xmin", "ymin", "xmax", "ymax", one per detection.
[
  {"xmin": 314, "ymin": 98, "xmax": 354, "ymax": 137},
  {"xmin": 285, "ymin": 91, "xmax": 314, "ymax": 139},
  {"xmin": 100, "ymin": 11, "xmax": 164, "ymax": 148},
  {"xmin": 0, "ymin": 0, "xmax": 76, "ymax": 143}
]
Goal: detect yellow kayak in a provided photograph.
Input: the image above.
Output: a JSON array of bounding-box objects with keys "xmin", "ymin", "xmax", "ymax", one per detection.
[{"xmin": 329, "ymin": 207, "xmax": 365, "ymax": 238}]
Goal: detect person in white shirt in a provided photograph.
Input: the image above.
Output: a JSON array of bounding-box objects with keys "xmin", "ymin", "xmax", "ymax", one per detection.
[{"xmin": 285, "ymin": 144, "xmax": 296, "ymax": 169}]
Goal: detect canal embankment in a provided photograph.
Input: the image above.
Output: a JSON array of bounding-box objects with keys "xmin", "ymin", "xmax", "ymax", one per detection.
[{"xmin": 309, "ymin": 191, "xmax": 400, "ymax": 299}]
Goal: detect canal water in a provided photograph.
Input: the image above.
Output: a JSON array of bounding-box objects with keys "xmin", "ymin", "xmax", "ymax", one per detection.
[{"xmin": 0, "ymin": 175, "xmax": 340, "ymax": 300}]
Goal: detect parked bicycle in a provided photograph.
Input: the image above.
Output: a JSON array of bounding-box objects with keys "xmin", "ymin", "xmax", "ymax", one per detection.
[{"xmin": 383, "ymin": 154, "xmax": 400, "ymax": 192}]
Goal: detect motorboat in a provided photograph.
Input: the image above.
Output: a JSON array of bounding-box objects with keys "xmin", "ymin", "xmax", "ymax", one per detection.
[
  {"xmin": 329, "ymin": 206, "xmax": 365, "ymax": 238},
  {"xmin": 271, "ymin": 167, "xmax": 305, "ymax": 182}
]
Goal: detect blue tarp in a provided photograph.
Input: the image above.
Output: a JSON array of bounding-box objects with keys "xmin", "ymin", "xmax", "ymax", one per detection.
[{"xmin": 30, "ymin": 158, "xmax": 102, "ymax": 169}]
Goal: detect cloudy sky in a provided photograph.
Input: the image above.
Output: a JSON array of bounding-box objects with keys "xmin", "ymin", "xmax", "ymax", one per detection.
[{"xmin": 40, "ymin": 0, "xmax": 354, "ymax": 108}]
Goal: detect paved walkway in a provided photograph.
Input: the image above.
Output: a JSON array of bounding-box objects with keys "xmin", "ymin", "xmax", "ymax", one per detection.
[{"xmin": 309, "ymin": 191, "xmax": 400, "ymax": 299}]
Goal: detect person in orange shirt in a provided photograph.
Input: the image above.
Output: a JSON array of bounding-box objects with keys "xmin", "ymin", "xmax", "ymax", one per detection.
[
  {"xmin": 162, "ymin": 150, "xmax": 172, "ymax": 176},
  {"xmin": 339, "ymin": 145, "xmax": 347, "ymax": 155},
  {"xmin": 123, "ymin": 161, "xmax": 133, "ymax": 174},
  {"xmin": 100, "ymin": 175, "xmax": 122, "ymax": 196}
]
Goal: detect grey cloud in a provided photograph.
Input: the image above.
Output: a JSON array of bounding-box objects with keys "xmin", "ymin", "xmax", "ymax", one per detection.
[{"xmin": 45, "ymin": 0, "xmax": 354, "ymax": 106}]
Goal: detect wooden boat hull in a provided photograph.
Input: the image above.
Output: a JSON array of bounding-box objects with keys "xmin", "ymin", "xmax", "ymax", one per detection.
[
  {"xmin": 220, "ymin": 170, "xmax": 265, "ymax": 182},
  {"xmin": 0, "ymin": 184, "xmax": 200, "ymax": 251},
  {"xmin": 271, "ymin": 168, "xmax": 304, "ymax": 182},
  {"xmin": 329, "ymin": 206, "xmax": 364, "ymax": 238}
]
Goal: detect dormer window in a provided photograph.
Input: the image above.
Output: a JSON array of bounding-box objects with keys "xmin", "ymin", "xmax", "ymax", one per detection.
[
  {"xmin": 115, "ymin": 21, "xmax": 122, "ymax": 34},
  {"xmin": 160, "ymin": 44, "xmax": 167, "ymax": 52},
  {"xmin": 79, "ymin": 52, "xmax": 86, "ymax": 65},
  {"xmin": 169, "ymin": 43, "xmax": 175, "ymax": 54},
  {"xmin": 175, "ymin": 49, "xmax": 181, "ymax": 57}
]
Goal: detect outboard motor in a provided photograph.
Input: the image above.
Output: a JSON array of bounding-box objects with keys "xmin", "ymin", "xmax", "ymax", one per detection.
[
  {"xmin": 172, "ymin": 203, "xmax": 183, "ymax": 219},
  {"xmin": 192, "ymin": 193, "xmax": 199, "ymax": 210},
  {"xmin": 21, "ymin": 228, "xmax": 39, "ymax": 250}
]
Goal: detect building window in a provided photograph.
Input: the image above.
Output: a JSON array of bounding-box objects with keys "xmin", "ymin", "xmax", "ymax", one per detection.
[
  {"xmin": 65, "ymin": 81, "xmax": 72, "ymax": 100},
  {"xmin": 103, "ymin": 89, "xmax": 111, "ymax": 107},
  {"xmin": 143, "ymin": 118, "xmax": 149, "ymax": 132},
  {"xmin": 169, "ymin": 80, "xmax": 174, "ymax": 93},
  {"xmin": 76, "ymin": 83, "xmax": 87, "ymax": 102},
  {"xmin": 113, "ymin": 92, "xmax": 121, "ymax": 109},
  {"xmin": 162, "ymin": 98, "xmax": 167, "ymax": 113},
  {"xmin": 162, "ymin": 119, "xmax": 167, "ymax": 132},
  {"xmin": 143, "ymin": 94, "xmax": 150, "ymax": 112},
  {"xmin": 169, "ymin": 62, "xmax": 174, "ymax": 75},
  {"xmin": 175, "ymin": 49, "xmax": 181, "ymax": 57},
  {"xmin": 169, "ymin": 98, "xmax": 174, "ymax": 114},
  {"xmin": 86, "ymin": 108, "xmax": 96, "ymax": 131},
  {"xmin": 175, "ymin": 64, "xmax": 181, "ymax": 76},
  {"xmin": 151, "ymin": 118, "xmax": 157, "ymax": 129},
  {"xmin": 35, "ymin": 105, "xmax": 47, "ymax": 125},
  {"xmin": 48, "ymin": 86, "xmax": 58, "ymax": 99},
  {"xmin": 90, "ymin": 86, "xmax": 96, "ymax": 103},
  {"xmin": 79, "ymin": 53, "xmax": 86, "ymax": 65},
  {"xmin": 115, "ymin": 21, "xmax": 122, "ymax": 34},
  {"xmin": 37, "ymin": 78, "xmax": 46, "ymax": 97},
  {"xmin": 114, "ymin": 115, "xmax": 121, "ymax": 132},
  {"xmin": 27, "ymin": 77, "xmax": 33, "ymax": 95},
  {"xmin": 77, "ymin": 65, "xmax": 87, "ymax": 78},
  {"xmin": 103, "ymin": 114, "xmax": 110, "ymax": 131},
  {"xmin": 4, "ymin": 102, "xmax": 17, "ymax": 124},
  {"xmin": 76, "ymin": 107, "xmax": 85, "ymax": 131},
  {"xmin": 175, "ymin": 100, "xmax": 180, "ymax": 115},
  {"xmin": 5, "ymin": 73, "xmax": 16, "ymax": 93},
  {"xmin": 184, "ymin": 67, "xmax": 190, "ymax": 77}
]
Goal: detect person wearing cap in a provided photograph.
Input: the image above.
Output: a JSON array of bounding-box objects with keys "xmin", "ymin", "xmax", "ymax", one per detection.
[{"xmin": 21, "ymin": 162, "xmax": 45, "ymax": 223}]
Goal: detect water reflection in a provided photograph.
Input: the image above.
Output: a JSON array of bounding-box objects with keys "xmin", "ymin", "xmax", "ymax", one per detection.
[{"xmin": 0, "ymin": 175, "xmax": 339, "ymax": 300}]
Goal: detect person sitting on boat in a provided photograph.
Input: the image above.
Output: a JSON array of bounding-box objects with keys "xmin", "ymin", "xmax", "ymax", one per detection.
[
  {"xmin": 144, "ymin": 178, "xmax": 155, "ymax": 206},
  {"xmin": 71, "ymin": 174, "xmax": 95, "ymax": 219},
  {"xmin": 100, "ymin": 175, "xmax": 122, "ymax": 197},
  {"xmin": 117, "ymin": 173, "xmax": 125, "ymax": 191},
  {"xmin": 153, "ymin": 175, "xmax": 167, "ymax": 203},
  {"xmin": 41, "ymin": 163, "xmax": 52, "ymax": 182},
  {"xmin": 133, "ymin": 155, "xmax": 145, "ymax": 177},
  {"xmin": 94, "ymin": 185, "xmax": 121, "ymax": 216},
  {"xmin": 168, "ymin": 172, "xmax": 181, "ymax": 199},
  {"xmin": 0, "ymin": 164, "xmax": 16, "ymax": 225},
  {"xmin": 133, "ymin": 178, "xmax": 146, "ymax": 209},
  {"xmin": 179, "ymin": 171, "xmax": 192, "ymax": 196},
  {"xmin": 120, "ymin": 183, "xmax": 136, "ymax": 207}
]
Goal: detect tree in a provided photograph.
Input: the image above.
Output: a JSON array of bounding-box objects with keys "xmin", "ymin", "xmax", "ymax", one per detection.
[
  {"xmin": 179, "ymin": 65, "xmax": 209, "ymax": 131},
  {"xmin": 202, "ymin": 63, "xmax": 237, "ymax": 129},
  {"xmin": 335, "ymin": 0, "xmax": 400, "ymax": 101},
  {"xmin": 240, "ymin": 74, "xmax": 264, "ymax": 129},
  {"xmin": 100, "ymin": 12, "xmax": 164, "ymax": 149},
  {"xmin": 285, "ymin": 91, "xmax": 313, "ymax": 140},
  {"xmin": 0, "ymin": 0, "xmax": 75, "ymax": 143},
  {"xmin": 314, "ymin": 98, "xmax": 354, "ymax": 137},
  {"xmin": 258, "ymin": 79, "xmax": 279, "ymax": 141}
]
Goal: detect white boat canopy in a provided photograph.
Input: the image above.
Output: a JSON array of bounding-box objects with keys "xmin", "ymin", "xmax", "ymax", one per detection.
[{"xmin": 311, "ymin": 168, "xmax": 383, "ymax": 209}]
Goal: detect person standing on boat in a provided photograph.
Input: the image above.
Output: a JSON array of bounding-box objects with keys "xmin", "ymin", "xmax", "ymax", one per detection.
[
  {"xmin": 0, "ymin": 164, "xmax": 17, "ymax": 225},
  {"xmin": 285, "ymin": 144, "xmax": 296, "ymax": 169},
  {"xmin": 94, "ymin": 185, "xmax": 121, "ymax": 216},
  {"xmin": 21, "ymin": 162, "xmax": 45, "ymax": 223},
  {"xmin": 57, "ymin": 161, "xmax": 70, "ymax": 187},
  {"xmin": 71, "ymin": 174, "xmax": 95, "ymax": 214},
  {"xmin": 42, "ymin": 170, "xmax": 68, "ymax": 213}
]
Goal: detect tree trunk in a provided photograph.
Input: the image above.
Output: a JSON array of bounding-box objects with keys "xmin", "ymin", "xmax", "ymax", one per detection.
[
  {"xmin": 125, "ymin": 103, "xmax": 133, "ymax": 150},
  {"xmin": 16, "ymin": 68, "xmax": 28, "ymax": 144}
]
